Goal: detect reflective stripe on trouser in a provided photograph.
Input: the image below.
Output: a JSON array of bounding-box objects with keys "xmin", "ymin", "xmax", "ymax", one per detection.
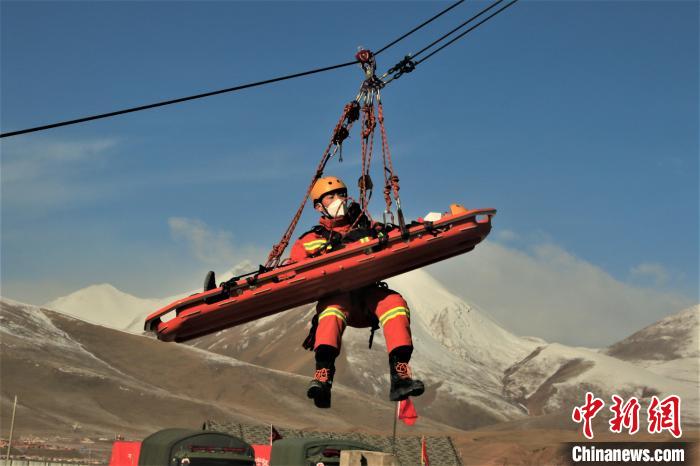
[
  {"xmin": 314, "ymin": 304, "xmax": 348, "ymax": 350},
  {"xmin": 375, "ymin": 292, "xmax": 412, "ymax": 353}
]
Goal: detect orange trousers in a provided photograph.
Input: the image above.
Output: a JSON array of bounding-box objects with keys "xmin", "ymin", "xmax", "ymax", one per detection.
[{"xmin": 314, "ymin": 285, "xmax": 412, "ymax": 354}]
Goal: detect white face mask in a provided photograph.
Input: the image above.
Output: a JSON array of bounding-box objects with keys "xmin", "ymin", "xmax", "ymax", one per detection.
[{"xmin": 325, "ymin": 198, "xmax": 347, "ymax": 218}]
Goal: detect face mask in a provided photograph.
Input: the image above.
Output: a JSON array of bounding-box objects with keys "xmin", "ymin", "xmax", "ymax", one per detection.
[{"xmin": 325, "ymin": 198, "xmax": 347, "ymax": 218}]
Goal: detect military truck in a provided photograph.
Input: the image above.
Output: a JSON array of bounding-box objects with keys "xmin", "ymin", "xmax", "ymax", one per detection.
[
  {"xmin": 136, "ymin": 428, "xmax": 256, "ymax": 466},
  {"xmin": 268, "ymin": 438, "xmax": 380, "ymax": 466},
  {"xmin": 110, "ymin": 428, "xmax": 383, "ymax": 465}
]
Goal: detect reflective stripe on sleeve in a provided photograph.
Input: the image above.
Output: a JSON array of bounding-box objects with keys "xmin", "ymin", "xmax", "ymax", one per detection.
[{"xmin": 303, "ymin": 239, "xmax": 328, "ymax": 251}]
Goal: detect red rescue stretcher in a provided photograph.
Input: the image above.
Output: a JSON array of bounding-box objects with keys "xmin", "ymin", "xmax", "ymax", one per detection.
[{"xmin": 144, "ymin": 206, "xmax": 495, "ymax": 342}]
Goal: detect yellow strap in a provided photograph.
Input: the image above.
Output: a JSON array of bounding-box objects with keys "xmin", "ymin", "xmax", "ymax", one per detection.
[{"xmin": 379, "ymin": 306, "xmax": 410, "ymax": 326}]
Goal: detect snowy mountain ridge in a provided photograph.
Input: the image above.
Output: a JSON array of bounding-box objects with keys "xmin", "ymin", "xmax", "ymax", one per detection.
[
  {"xmin": 606, "ymin": 304, "xmax": 699, "ymax": 362},
  {"xmin": 45, "ymin": 283, "xmax": 170, "ymax": 333}
]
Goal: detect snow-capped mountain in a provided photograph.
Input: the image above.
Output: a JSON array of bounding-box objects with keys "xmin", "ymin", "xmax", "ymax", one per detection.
[
  {"xmin": 44, "ymin": 267, "xmax": 250, "ymax": 334},
  {"xmin": 339, "ymin": 270, "xmax": 544, "ymax": 428},
  {"xmin": 604, "ymin": 305, "xmax": 700, "ymax": 385},
  {"xmin": 37, "ymin": 269, "xmax": 699, "ymax": 431},
  {"xmin": 45, "ymin": 270, "xmax": 545, "ymax": 429},
  {"xmin": 501, "ymin": 305, "xmax": 699, "ymax": 425},
  {"xmin": 503, "ymin": 343, "xmax": 699, "ymax": 421},
  {"xmin": 45, "ymin": 284, "xmax": 172, "ymax": 333},
  {"xmin": 606, "ymin": 305, "xmax": 699, "ymax": 362}
]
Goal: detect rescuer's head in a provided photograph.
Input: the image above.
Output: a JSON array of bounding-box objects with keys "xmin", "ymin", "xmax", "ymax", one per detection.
[{"xmin": 311, "ymin": 176, "xmax": 348, "ymax": 218}]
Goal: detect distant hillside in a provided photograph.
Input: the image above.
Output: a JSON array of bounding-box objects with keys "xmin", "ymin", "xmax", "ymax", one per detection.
[{"xmin": 0, "ymin": 298, "xmax": 455, "ymax": 441}]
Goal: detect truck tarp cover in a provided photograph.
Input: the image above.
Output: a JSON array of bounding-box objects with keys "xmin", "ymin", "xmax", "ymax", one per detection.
[
  {"xmin": 269, "ymin": 438, "xmax": 379, "ymax": 466},
  {"xmin": 109, "ymin": 441, "xmax": 141, "ymax": 465},
  {"xmin": 137, "ymin": 428, "xmax": 254, "ymax": 465}
]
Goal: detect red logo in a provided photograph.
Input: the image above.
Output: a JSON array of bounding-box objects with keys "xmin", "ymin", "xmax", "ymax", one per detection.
[
  {"xmin": 647, "ymin": 395, "xmax": 682, "ymax": 438},
  {"xmin": 572, "ymin": 392, "xmax": 605, "ymax": 439},
  {"xmin": 609, "ymin": 395, "xmax": 641, "ymax": 434},
  {"xmin": 572, "ymin": 392, "xmax": 683, "ymax": 439}
]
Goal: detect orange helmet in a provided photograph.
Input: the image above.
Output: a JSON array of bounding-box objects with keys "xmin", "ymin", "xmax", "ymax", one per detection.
[{"xmin": 310, "ymin": 176, "xmax": 347, "ymax": 204}]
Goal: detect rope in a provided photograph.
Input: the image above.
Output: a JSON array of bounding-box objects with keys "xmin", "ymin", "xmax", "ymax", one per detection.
[
  {"xmin": 377, "ymin": 95, "xmax": 401, "ymax": 211},
  {"xmin": 264, "ymin": 106, "xmax": 356, "ymax": 269},
  {"xmin": 359, "ymin": 100, "xmax": 376, "ymax": 212}
]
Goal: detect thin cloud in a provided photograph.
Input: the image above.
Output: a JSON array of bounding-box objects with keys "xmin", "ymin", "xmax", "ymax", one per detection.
[
  {"xmin": 1, "ymin": 137, "xmax": 117, "ymax": 183},
  {"xmin": 168, "ymin": 217, "xmax": 237, "ymax": 265},
  {"xmin": 1, "ymin": 137, "xmax": 118, "ymax": 210},
  {"xmin": 426, "ymin": 239, "xmax": 694, "ymax": 347},
  {"xmin": 630, "ymin": 262, "xmax": 670, "ymax": 286},
  {"xmin": 495, "ymin": 229, "xmax": 519, "ymax": 242},
  {"xmin": 167, "ymin": 217, "xmax": 265, "ymax": 272},
  {"xmin": 1, "ymin": 138, "xmax": 299, "ymax": 212}
]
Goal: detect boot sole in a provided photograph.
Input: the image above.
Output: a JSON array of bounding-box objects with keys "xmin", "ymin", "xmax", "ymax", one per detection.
[
  {"xmin": 307, "ymin": 386, "xmax": 332, "ymax": 409},
  {"xmin": 390, "ymin": 382, "xmax": 425, "ymax": 402}
]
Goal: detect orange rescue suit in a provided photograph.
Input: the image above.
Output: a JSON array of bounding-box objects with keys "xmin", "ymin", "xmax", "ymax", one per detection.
[{"xmin": 290, "ymin": 215, "xmax": 412, "ymax": 353}]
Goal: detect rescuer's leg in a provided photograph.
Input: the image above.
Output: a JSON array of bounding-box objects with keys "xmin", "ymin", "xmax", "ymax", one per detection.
[
  {"xmin": 388, "ymin": 345, "xmax": 424, "ymax": 401},
  {"xmin": 368, "ymin": 287, "xmax": 424, "ymax": 401},
  {"xmin": 307, "ymin": 295, "xmax": 349, "ymax": 408},
  {"xmin": 307, "ymin": 344, "xmax": 338, "ymax": 409}
]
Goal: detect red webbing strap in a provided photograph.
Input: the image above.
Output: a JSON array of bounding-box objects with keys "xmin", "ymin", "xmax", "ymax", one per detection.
[
  {"xmin": 359, "ymin": 102, "xmax": 376, "ymax": 212},
  {"xmin": 377, "ymin": 98, "xmax": 401, "ymax": 211},
  {"xmin": 264, "ymin": 105, "xmax": 356, "ymax": 269}
]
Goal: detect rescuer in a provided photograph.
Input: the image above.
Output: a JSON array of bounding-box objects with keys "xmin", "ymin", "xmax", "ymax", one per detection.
[{"xmin": 291, "ymin": 176, "xmax": 424, "ymax": 409}]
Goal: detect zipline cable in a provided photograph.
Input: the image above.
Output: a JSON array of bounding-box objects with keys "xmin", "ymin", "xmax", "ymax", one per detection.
[
  {"xmin": 374, "ymin": 0, "xmax": 465, "ymax": 55},
  {"xmin": 0, "ymin": 0, "xmax": 466, "ymax": 139},
  {"xmin": 381, "ymin": 0, "xmax": 519, "ymax": 83},
  {"xmin": 411, "ymin": 0, "xmax": 505, "ymax": 60},
  {"xmin": 0, "ymin": 62, "xmax": 357, "ymax": 139},
  {"xmin": 415, "ymin": 0, "xmax": 520, "ymax": 65}
]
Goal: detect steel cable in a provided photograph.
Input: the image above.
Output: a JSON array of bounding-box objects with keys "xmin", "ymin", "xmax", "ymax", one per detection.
[
  {"xmin": 381, "ymin": 0, "xmax": 520, "ymax": 84},
  {"xmin": 415, "ymin": 0, "xmax": 520, "ymax": 66}
]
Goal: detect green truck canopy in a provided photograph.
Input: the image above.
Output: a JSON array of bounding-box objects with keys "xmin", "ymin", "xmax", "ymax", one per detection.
[
  {"xmin": 269, "ymin": 437, "xmax": 380, "ymax": 466},
  {"xmin": 138, "ymin": 428, "xmax": 255, "ymax": 466}
]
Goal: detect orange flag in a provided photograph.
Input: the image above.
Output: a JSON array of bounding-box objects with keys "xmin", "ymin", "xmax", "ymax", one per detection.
[
  {"xmin": 421, "ymin": 435, "xmax": 430, "ymax": 466},
  {"xmin": 397, "ymin": 398, "xmax": 418, "ymax": 426}
]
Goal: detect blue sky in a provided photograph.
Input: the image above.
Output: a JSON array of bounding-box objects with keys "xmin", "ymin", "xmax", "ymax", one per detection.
[{"xmin": 1, "ymin": 1, "xmax": 697, "ymax": 345}]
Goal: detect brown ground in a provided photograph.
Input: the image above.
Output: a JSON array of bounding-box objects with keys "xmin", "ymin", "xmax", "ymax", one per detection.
[{"xmin": 451, "ymin": 429, "xmax": 700, "ymax": 466}]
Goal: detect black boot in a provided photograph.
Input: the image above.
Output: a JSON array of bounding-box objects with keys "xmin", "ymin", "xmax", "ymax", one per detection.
[
  {"xmin": 307, "ymin": 345, "xmax": 337, "ymax": 409},
  {"xmin": 389, "ymin": 346, "xmax": 424, "ymax": 401}
]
